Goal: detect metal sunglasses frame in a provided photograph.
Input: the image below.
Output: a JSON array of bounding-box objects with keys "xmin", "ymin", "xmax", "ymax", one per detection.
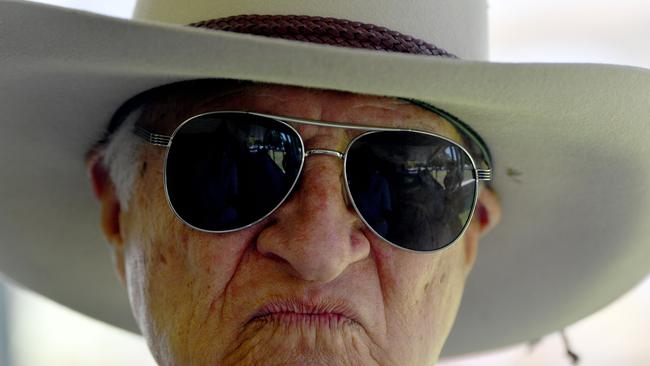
[{"xmin": 134, "ymin": 110, "xmax": 492, "ymax": 253}]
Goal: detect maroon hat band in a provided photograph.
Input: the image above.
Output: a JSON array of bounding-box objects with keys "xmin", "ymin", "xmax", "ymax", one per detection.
[{"xmin": 189, "ymin": 14, "xmax": 457, "ymax": 57}]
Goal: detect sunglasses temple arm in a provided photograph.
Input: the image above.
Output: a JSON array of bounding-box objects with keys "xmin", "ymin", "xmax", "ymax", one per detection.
[
  {"xmin": 477, "ymin": 169, "xmax": 492, "ymax": 182},
  {"xmin": 134, "ymin": 126, "xmax": 171, "ymax": 147}
]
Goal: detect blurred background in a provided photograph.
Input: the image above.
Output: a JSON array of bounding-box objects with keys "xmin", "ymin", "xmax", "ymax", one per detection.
[{"xmin": 1, "ymin": 0, "xmax": 649, "ymax": 365}]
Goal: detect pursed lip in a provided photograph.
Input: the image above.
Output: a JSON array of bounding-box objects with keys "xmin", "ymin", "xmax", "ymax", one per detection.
[{"xmin": 248, "ymin": 297, "xmax": 362, "ymax": 326}]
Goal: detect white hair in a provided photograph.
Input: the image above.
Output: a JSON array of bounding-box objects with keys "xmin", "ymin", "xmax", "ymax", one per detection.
[{"xmin": 101, "ymin": 109, "xmax": 145, "ymax": 211}]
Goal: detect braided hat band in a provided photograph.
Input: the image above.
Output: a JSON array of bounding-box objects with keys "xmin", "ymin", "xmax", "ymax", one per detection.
[{"xmin": 189, "ymin": 14, "xmax": 457, "ymax": 57}]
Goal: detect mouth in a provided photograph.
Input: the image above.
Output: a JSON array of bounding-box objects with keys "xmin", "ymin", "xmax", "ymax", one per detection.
[{"xmin": 248, "ymin": 298, "xmax": 361, "ymax": 327}]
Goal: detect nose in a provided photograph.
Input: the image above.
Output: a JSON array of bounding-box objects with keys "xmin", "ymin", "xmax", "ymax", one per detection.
[{"xmin": 256, "ymin": 152, "xmax": 370, "ymax": 283}]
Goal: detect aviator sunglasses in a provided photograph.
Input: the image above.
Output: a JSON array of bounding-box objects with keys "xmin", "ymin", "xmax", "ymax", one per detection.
[{"xmin": 135, "ymin": 111, "xmax": 492, "ymax": 252}]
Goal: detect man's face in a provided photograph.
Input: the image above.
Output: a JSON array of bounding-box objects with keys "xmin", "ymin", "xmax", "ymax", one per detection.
[{"xmin": 95, "ymin": 83, "xmax": 499, "ymax": 366}]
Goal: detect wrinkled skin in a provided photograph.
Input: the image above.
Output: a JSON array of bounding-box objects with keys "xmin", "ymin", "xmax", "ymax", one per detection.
[{"xmin": 90, "ymin": 83, "xmax": 501, "ymax": 366}]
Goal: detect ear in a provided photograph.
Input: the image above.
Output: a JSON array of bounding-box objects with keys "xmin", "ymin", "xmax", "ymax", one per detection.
[
  {"xmin": 462, "ymin": 187, "xmax": 502, "ymax": 274},
  {"xmin": 87, "ymin": 152, "xmax": 126, "ymax": 286}
]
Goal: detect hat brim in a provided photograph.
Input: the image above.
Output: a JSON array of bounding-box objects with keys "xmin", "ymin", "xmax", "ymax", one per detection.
[{"xmin": 1, "ymin": 0, "xmax": 649, "ymax": 357}]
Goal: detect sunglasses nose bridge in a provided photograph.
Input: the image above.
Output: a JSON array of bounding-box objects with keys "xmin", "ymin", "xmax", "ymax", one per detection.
[{"xmin": 304, "ymin": 148, "xmax": 344, "ymax": 159}]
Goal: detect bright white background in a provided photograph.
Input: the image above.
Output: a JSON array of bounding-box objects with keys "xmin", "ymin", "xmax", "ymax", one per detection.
[{"xmin": 4, "ymin": 1, "xmax": 650, "ymax": 365}]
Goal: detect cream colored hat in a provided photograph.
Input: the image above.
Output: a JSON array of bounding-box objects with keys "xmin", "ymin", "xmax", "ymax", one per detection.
[{"xmin": 0, "ymin": 0, "xmax": 649, "ymax": 357}]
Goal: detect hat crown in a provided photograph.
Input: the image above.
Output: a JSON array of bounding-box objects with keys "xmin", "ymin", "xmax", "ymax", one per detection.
[{"xmin": 133, "ymin": 0, "xmax": 488, "ymax": 60}]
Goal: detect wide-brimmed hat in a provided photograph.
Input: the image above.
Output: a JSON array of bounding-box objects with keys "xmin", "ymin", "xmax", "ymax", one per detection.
[{"xmin": 1, "ymin": 0, "xmax": 649, "ymax": 357}]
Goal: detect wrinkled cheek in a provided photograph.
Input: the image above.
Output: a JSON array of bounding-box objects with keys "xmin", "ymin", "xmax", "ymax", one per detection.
[
  {"xmin": 123, "ymin": 233, "xmax": 196, "ymax": 364},
  {"xmin": 123, "ymin": 163, "xmax": 210, "ymax": 363},
  {"xmin": 377, "ymin": 247, "xmax": 467, "ymax": 365},
  {"xmin": 414, "ymin": 256, "xmax": 467, "ymax": 363},
  {"xmin": 125, "ymin": 227, "xmax": 253, "ymax": 365}
]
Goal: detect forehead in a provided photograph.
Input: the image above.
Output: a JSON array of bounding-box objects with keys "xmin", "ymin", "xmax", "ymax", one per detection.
[{"xmin": 137, "ymin": 80, "xmax": 462, "ymax": 142}]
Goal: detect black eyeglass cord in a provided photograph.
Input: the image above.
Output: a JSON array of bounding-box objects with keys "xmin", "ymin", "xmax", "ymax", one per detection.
[
  {"xmin": 561, "ymin": 329, "xmax": 581, "ymax": 365},
  {"xmin": 527, "ymin": 330, "xmax": 580, "ymax": 365}
]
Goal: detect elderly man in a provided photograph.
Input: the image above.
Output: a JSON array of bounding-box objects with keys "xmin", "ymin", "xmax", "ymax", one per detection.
[
  {"xmin": 1, "ymin": 0, "xmax": 649, "ymax": 365},
  {"xmin": 87, "ymin": 79, "xmax": 500, "ymax": 365}
]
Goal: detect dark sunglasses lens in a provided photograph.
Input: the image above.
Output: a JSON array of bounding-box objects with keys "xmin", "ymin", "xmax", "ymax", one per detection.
[
  {"xmin": 346, "ymin": 131, "xmax": 477, "ymax": 251},
  {"xmin": 166, "ymin": 113, "xmax": 303, "ymax": 231}
]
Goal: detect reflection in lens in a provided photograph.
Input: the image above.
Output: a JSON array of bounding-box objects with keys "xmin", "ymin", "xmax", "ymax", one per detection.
[
  {"xmin": 166, "ymin": 113, "xmax": 303, "ymax": 231},
  {"xmin": 346, "ymin": 131, "xmax": 476, "ymax": 251}
]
